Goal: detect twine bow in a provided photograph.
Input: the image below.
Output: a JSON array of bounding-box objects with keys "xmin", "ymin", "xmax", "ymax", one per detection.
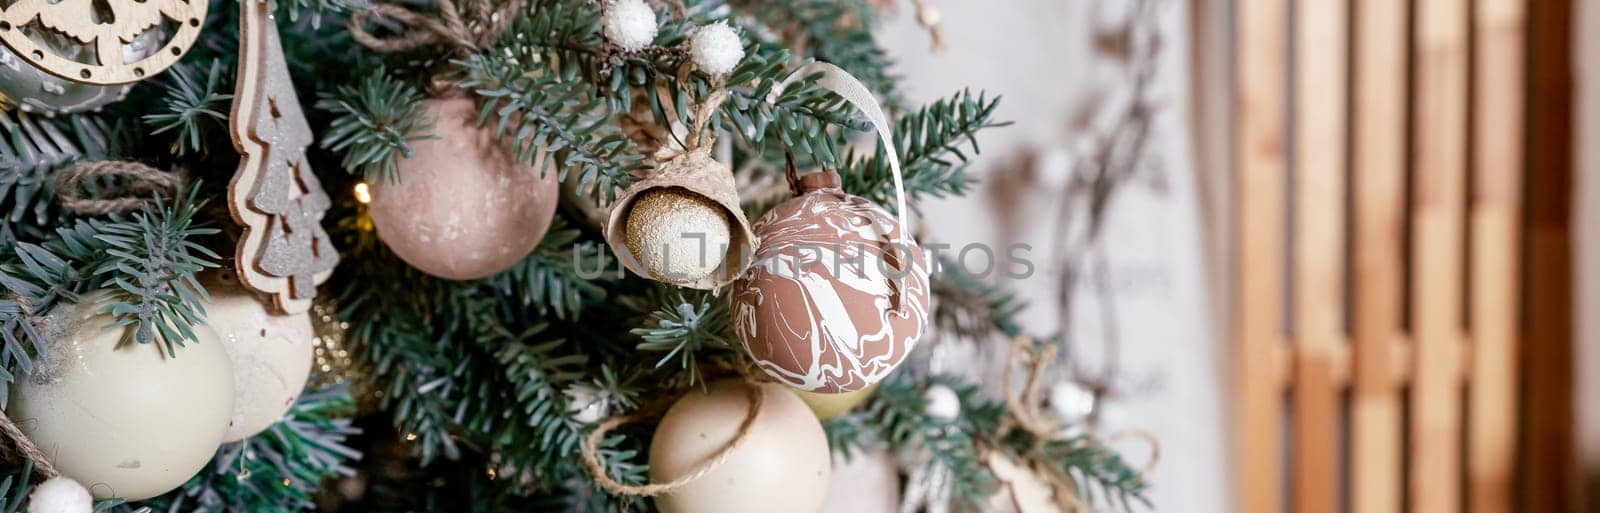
[
  {"xmin": 580, "ymin": 378, "xmax": 766, "ymax": 496},
  {"xmin": 994, "ymin": 335, "xmax": 1160, "ymax": 512},
  {"xmin": 646, "ymin": 86, "xmax": 728, "ymax": 167},
  {"xmin": 0, "ymin": 293, "xmax": 57, "ymax": 479},
  {"xmin": 54, "ymin": 161, "xmax": 183, "ymax": 216},
  {"xmin": 348, "ymin": 0, "xmax": 526, "ymax": 53}
]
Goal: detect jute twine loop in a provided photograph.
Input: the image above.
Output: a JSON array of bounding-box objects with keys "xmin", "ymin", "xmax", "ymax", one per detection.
[
  {"xmin": 349, "ymin": 0, "xmax": 526, "ymax": 53},
  {"xmin": 679, "ymin": 87, "xmax": 727, "ymax": 156},
  {"xmin": 54, "ymin": 161, "xmax": 182, "ymax": 216},
  {"xmin": 0, "ymin": 293, "xmax": 57, "ymax": 479},
  {"xmin": 648, "ymin": 87, "xmax": 728, "ymax": 166},
  {"xmin": 995, "ymin": 335, "xmax": 1160, "ymax": 509},
  {"xmin": 581, "ymin": 379, "xmax": 766, "ymax": 497}
]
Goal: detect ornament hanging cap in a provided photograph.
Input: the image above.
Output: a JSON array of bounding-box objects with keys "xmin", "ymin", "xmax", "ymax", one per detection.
[{"xmin": 776, "ymin": 61, "xmax": 911, "ymax": 241}]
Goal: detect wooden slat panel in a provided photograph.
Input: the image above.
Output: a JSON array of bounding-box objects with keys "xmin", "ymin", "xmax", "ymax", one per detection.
[
  {"xmin": 1291, "ymin": 0, "xmax": 1347, "ymax": 511},
  {"xmin": 1273, "ymin": 336, "xmax": 1474, "ymax": 390},
  {"xmin": 1410, "ymin": 0, "xmax": 1470, "ymax": 511},
  {"xmin": 1468, "ymin": 1, "xmax": 1524, "ymax": 513},
  {"xmin": 1520, "ymin": 0, "xmax": 1577, "ymax": 510},
  {"xmin": 1350, "ymin": 1, "xmax": 1409, "ymax": 512},
  {"xmin": 1234, "ymin": 0, "xmax": 1288, "ymax": 512}
]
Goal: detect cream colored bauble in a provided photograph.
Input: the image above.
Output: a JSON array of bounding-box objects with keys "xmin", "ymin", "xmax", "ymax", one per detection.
[
  {"xmin": 204, "ymin": 281, "xmax": 316, "ymax": 442},
  {"xmin": 27, "ymin": 477, "xmax": 92, "ymax": 513},
  {"xmin": 795, "ymin": 384, "xmax": 878, "ymax": 420},
  {"xmin": 368, "ymin": 97, "xmax": 561, "ymax": 280},
  {"xmin": 7, "ymin": 294, "xmax": 234, "ymax": 501},
  {"xmin": 624, "ymin": 188, "xmax": 732, "ymax": 282},
  {"xmin": 649, "ymin": 380, "xmax": 830, "ymax": 513},
  {"xmin": 820, "ymin": 450, "xmax": 900, "ymax": 513}
]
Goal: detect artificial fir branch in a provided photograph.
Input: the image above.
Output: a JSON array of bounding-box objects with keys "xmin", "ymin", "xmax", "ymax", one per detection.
[
  {"xmin": 0, "ymin": 188, "xmax": 218, "ymax": 404},
  {"xmin": 143, "ymin": 61, "xmax": 234, "ymax": 157},
  {"xmin": 0, "ymin": 114, "xmax": 130, "ymax": 236},
  {"xmin": 841, "ymin": 89, "xmax": 1008, "ymax": 207},
  {"xmin": 457, "ymin": 6, "xmax": 645, "ymax": 204},
  {"xmin": 729, "ymin": 0, "xmax": 900, "ymax": 104},
  {"xmin": 316, "ymin": 70, "xmax": 435, "ymax": 184},
  {"xmin": 829, "ymin": 373, "xmax": 1150, "ymax": 511},
  {"xmin": 931, "ymin": 255, "xmax": 1027, "ymax": 339},
  {"xmin": 630, "ymin": 289, "xmax": 735, "ymax": 387},
  {"xmin": 483, "ymin": 220, "xmax": 613, "ymax": 320},
  {"xmin": 830, "ymin": 375, "xmax": 1001, "ymax": 508},
  {"xmin": 92, "ymin": 186, "xmax": 221, "ymax": 353}
]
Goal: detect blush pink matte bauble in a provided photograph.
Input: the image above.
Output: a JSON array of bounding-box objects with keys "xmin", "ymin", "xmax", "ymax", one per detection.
[{"xmin": 368, "ymin": 97, "xmax": 559, "ymax": 280}]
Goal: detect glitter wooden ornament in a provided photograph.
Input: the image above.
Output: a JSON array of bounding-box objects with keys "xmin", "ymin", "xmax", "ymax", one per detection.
[
  {"xmin": 368, "ymin": 97, "xmax": 560, "ymax": 280},
  {"xmin": 6, "ymin": 293, "xmax": 234, "ymax": 501},
  {"xmin": 648, "ymin": 380, "xmax": 830, "ymax": 513},
  {"xmin": 605, "ymin": 146, "xmax": 756, "ymax": 289},
  {"xmin": 229, "ymin": 1, "xmax": 338, "ymax": 314},
  {"xmin": 0, "ymin": 27, "xmax": 161, "ymax": 115},
  {"xmin": 203, "ymin": 276, "xmax": 315, "ymax": 442},
  {"xmin": 0, "ymin": 0, "xmax": 206, "ymax": 86},
  {"xmin": 731, "ymin": 171, "xmax": 930, "ymax": 393}
]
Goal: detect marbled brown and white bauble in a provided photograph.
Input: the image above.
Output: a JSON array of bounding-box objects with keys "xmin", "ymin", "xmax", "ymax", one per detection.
[
  {"xmin": 731, "ymin": 172, "xmax": 930, "ymax": 393},
  {"xmin": 369, "ymin": 97, "xmax": 559, "ymax": 280}
]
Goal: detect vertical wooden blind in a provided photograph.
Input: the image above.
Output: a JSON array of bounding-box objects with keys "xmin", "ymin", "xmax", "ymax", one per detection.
[{"xmin": 1230, "ymin": 1, "xmax": 1525, "ymax": 513}]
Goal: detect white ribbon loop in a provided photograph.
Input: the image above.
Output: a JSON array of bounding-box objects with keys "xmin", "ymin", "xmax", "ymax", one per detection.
[{"xmin": 776, "ymin": 61, "xmax": 911, "ymax": 242}]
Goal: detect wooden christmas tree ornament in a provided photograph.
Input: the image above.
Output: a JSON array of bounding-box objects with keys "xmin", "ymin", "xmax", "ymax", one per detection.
[
  {"xmin": 0, "ymin": 0, "xmax": 206, "ymax": 86},
  {"xmin": 228, "ymin": 0, "xmax": 338, "ymax": 314}
]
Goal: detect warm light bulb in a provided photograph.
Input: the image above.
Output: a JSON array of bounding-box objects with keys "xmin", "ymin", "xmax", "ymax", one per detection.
[{"xmin": 354, "ymin": 182, "xmax": 372, "ymax": 204}]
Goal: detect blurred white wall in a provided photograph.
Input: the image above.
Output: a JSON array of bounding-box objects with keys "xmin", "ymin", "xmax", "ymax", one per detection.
[{"xmin": 875, "ymin": 2, "xmax": 1229, "ymax": 511}]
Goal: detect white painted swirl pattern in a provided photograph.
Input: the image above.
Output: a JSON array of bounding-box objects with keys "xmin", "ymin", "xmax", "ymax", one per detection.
[{"xmin": 732, "ymin": 188, "xmax": 930, "ymax": 393}]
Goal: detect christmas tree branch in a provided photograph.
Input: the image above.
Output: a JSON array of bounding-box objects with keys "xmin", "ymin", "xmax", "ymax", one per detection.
[
  {"xmin": 841, "ymin": 89, "xmax": 1007, "ymax": 207},
  {"xmin": 142, "ymin": 61, "xmax": 234, "ymax": 158},
  {"xmin": 317, "ymin": 70, "xmax": 435, "ymax": 184},
  {"xmin": 631, "ymin": 289, "xmax": 736, "ymax": 387},
  {"xmin": 482, "ymin": 220, "xmax": 613, "ymax": 320}
]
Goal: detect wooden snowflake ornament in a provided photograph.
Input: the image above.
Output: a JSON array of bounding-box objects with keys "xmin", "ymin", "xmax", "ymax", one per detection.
[
  {"xmin": 228, "ymin": 0, "xmax": 337, "ymax": 314},
  {"xmin": 0, "ymin": 0, "xmax": 206, "ymax": 85}
]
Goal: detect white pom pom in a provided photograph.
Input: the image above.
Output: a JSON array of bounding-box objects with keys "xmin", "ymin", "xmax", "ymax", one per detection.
[
  {"xmin": 565, "ymin": 384, "xmax": 611, "ymax": 425},
  {"xmin": 923, "ymin": 384, "xmax": 960, "ymax": 422},
  {"xmin": 27, "ymin": 477, "xmax": 92, "ymax": 513},
  {"xmin": 690, "ymin": 21, "xmax": 744, "ymax": 76},
  {"xmin": 603, "ymin": 0, "xmax": 658, "ymax": 52},
  {"xmin": 1048, "ymin": 381, "xmax": 1097, "ymax": 424}
]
